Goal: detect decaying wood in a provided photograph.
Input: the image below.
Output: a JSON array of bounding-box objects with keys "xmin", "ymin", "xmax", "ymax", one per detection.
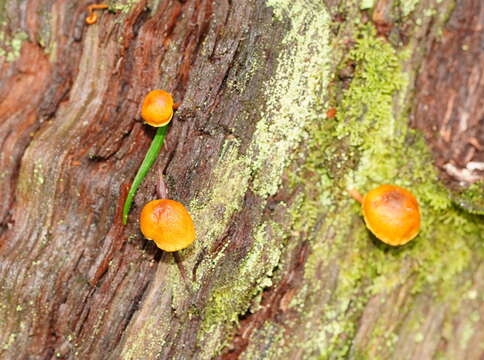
[
  {"xmin": 0, "ymin": 0, "xmax": 482, "ymax": 359},
  {"xmin": 412, "ymin": 0, "xmax": 484, "ymax": 187}
]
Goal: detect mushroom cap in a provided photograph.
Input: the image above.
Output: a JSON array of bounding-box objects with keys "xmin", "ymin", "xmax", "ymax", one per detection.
[
  {"xmin": 362, "ymin": 184, "xmax": 420, "ymax": 246},
  {"xmin": 140, "ymin": 199, "xmax": 196, "ymax": 252},
  {"xmin": 85, "ymin": 14, "xmax": 97, "ymax": 24},
  {"xmin": 141, "ymin": 90, "xmax": 174, "ymax": 127}
]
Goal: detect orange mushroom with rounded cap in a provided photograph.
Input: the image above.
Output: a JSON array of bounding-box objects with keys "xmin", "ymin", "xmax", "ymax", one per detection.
[
  {"xmin": 141, "ymin": 90, "xmax": 177, "ymax": 127},
  {"xmin": 349, "ymin": 184, "xmax": 420, "ymax": 246},
  {"xmin": 140, "ymin": 199, "xmax": 196, "ymax": 252}
]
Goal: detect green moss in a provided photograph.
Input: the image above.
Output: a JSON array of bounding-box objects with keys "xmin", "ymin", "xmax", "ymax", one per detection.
[
  {"xmin": 272, "ymin": 21, "xmax": 483, "ymax": 358},
  {"xmin": 451, "ymin": 181, "xmax": 484, "ymax": 215},
  {"xmin": 328, "ymin": 24, "xmax": 483, "ymax": 298}
]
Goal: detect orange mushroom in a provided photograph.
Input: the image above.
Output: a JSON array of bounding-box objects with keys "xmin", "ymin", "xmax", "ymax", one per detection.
[
  {"xmin": 349, "ymin": 184, "xmax": 421, "ymax": 246},
  {"xmin": 140, "ymin": 199, "xmax": 196, "ymax": 252},
  {"xmin": 85, "ymin": 4, "xmax": 108, "ymax": 25},
  {"xmin": 141, "ymin": 90, "xmax": 177, "ymax": 127}
]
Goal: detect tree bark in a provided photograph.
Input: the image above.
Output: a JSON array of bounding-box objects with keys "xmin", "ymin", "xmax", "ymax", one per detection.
[{"xmin": 0, "ymin": 0, "xmax": 482, "ymax": 359}]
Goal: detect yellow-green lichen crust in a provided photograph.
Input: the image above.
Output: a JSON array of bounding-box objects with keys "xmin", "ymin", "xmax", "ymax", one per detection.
[
  {"xmin": 109, "ymin": 0, "xmax": 142, "ymax": 13},
  {"xmin": 0, "ymin": 30, "xmax": 28, "ymax": 62}
]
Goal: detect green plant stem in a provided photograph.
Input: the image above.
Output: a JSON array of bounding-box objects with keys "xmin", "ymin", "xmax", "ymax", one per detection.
[{"xmin": 123, "ymin": 125, "xmax": 168, "ymax": 224}]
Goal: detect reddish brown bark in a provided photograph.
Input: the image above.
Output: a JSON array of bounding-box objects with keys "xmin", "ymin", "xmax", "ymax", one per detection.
[{"xmin": 412, "ymin": 0, "xmax": 484, "ymax": 186}]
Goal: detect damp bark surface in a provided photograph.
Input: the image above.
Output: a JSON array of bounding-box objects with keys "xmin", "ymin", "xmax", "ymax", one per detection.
[
  {"xmin": 0, "ymin": 1, "xmax": 482, "ymax": 360},
  {"xmin": 412, "ymin": 0, "xmax": 484, "ymax": 187}
]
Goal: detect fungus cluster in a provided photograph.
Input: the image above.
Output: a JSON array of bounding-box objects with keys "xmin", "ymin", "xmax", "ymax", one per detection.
[{"xmin": 123, "ymin": 90, "xmax": 195, "ymax": 252}]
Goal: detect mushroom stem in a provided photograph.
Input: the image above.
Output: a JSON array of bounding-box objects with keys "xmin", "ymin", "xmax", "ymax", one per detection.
[
  {"xmin": 348, "ymin": 188, "xmax": 363, "ymax": 204},
  {"xmin": 123, "ymin": 125, "xmax": 168, "ymax": 224},
  {"xmin": 156, "ymin": 174, "xmax": 168, "ymax": 199},
  {"xmin": 89, "ymin": 3, "xmax": 109, "ymax": 11},
  {"xmin": 173, "ymin": 253, "xmax": 188, "ymax": 282},
  {"xmin": 173, "ymin": 252, "xmax": 193, "ymax": 294}
]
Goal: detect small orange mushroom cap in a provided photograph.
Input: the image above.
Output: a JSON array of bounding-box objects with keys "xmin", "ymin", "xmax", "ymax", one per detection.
[
  {"xmin": 362, "ymin": 184, "xmax": 420, "ymax": 246},
  {"xmin": 85, "ymin": 4, "xmax": 108, "ymax": 25},
  {"xmin": 141, "ymin": 90, "xmax": 174, "ymax": 127},
  {"xmin": 85, "ymin": 14, "xmax": 98, "ymax": 24},
  {"xmin": 140, "ymin": 199, "xmax": 195, "ymax": 252}
]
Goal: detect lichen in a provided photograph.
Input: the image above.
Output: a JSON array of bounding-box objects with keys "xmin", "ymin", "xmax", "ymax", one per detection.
[
  {"xmin": 0, "ymin": 0, "xmax": 7, "ymax": 25},
  {"xmin": 191, "ymin": 0, "xmax": 333, "ymax": 356},
  {"xmin": 398, "ymin": 0, "xmax": 420, "ymax": 17},
  {"xmin": 120, "ymin": 314, "xmax": 166, "ymax": 359},
  {"xmin": 250, "ymin": 0, "xmax": 331, "ymax": 198},
  {"xmin": 109, "ymin": 0, "xmax": 141, "ymax": 14},
  {"xmin": 0, "ymin": 31, "xmax": 28, "ymax": 62},
  {"xmin": 198, "ymin": 222, "xmax": 284, "ymax": 357},
  {"xmin": 360, "ymin": 0, "xmax": 376, "ymax": 10},
  {"xmin": 241, "ymin": 322, "xmax": 285, "ymax": 360},
  {"xmin": 1, "ymin": 332, "xmax": 17, "ymax": 351},
  {"xmin": 1, "ymin": 2, "xmax": 26, "ymax": 59},
  {"xmin": 189, "ymin": 138, "xmax": 250, "ymax": 267}
]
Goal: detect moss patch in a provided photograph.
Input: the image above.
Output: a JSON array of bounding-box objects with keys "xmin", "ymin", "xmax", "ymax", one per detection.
[
  {"xmin": 337, "ymin": 25, "xmax": 483, "ymax": 297},
  {"xmin": 451, "ymin": 180, "xmax": 484, "ymax": 215},
  {"xmin": 281, "ymin": 21, "xmax": 484, "ymax": 358}
]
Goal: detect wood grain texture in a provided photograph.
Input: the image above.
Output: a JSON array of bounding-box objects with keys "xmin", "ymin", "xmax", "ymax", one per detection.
[
  {"xmin": 0, "ymin": 0, "xmax": 482, "ymax": 359},
  {"xmin": 412, "ymin": 0, "xmax": 484, "ymax": 186}
]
